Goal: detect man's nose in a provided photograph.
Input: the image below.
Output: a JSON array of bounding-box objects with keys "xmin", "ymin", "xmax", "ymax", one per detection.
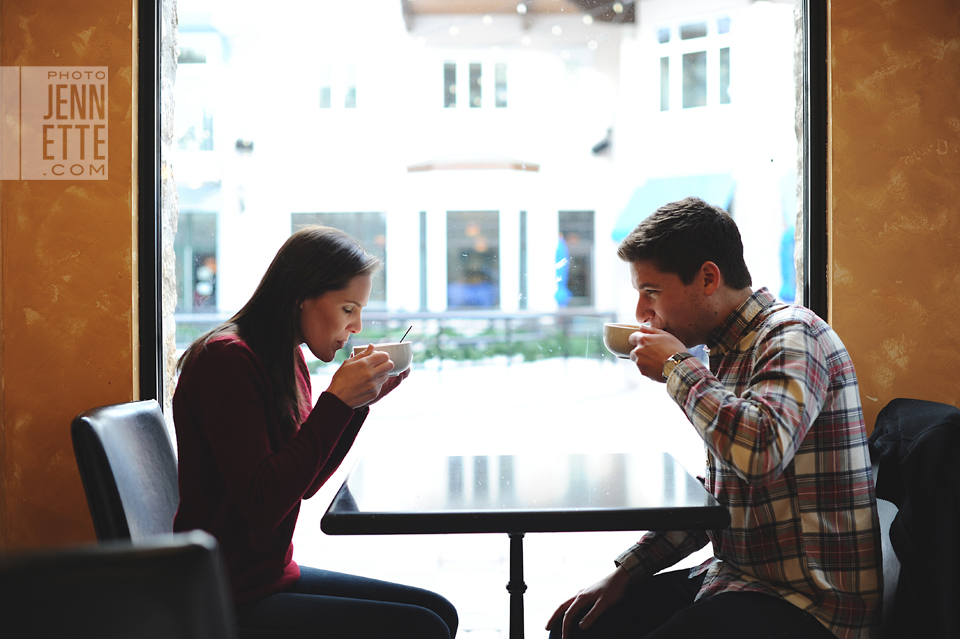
[{"xmin": 635, "ymin": 299, "xmax": 652, "ymax": 323}]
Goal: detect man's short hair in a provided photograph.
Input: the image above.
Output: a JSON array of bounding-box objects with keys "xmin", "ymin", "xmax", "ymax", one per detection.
[{"xmin": 617, "ymin": 196, "xmax": 752, "ymax": 289}]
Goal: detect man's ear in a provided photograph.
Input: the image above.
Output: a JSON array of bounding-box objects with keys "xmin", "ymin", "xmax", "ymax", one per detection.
[{"xmin": 700, "ymin": 261, "xmax": 722, "ymax": 296}]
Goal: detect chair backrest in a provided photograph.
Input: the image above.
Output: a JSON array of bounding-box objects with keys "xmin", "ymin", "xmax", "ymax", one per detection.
[
  {"xmin": 71, "ymin": 399, "xmax": 179, "ymax": 541},
  {"xmin": 0, "ymin": 530, "xmax": 237, "ymax": 639},
  {"xmin": 876, "ymin": 497, "xmax": 901, "ymax": 630}
]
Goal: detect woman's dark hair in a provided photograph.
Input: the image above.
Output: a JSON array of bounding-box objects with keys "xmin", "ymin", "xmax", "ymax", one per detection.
[
  {"xmin": 178, "ymin": 225, "xmax": 380, "ymax": 433},
  {"xmin": 616, "ymin": 196, "xmax": 752, "ymax": 289}
]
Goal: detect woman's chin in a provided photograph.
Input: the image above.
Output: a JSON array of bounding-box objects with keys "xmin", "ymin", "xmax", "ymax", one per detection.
[{"xmin": 306, "ymin": 346, "xmax": 335, "ymax": 363}]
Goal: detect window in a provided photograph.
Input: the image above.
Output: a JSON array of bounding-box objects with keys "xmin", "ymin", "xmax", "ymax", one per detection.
[
  {"xmin": 658, "ymin": 15, "xmax": 732, "ymax": 111},
  {"xmin": 317, "ymin": 63, "xmax": 358, "ymax": 110},
  {"xmin": 443, "ymin": 62, "xmax": 456, "ymax": 108},
  {"xmin": 682, "ymin": 51, "xmax": 707, "ymax": 108},
  {"xmin": 720, "ymin": 47, "xmax": 731, "ymax": 104},
  {"xmin": 469, "ymin": 62, "xmax": 482, "ymax": 108},
  {"xmin": 495, "ymin": 63, "xmax": 508, "ymax": 108},
  {"xmin": 319, "ymin": 63, "xmax": 331, "ymax": 109},
  {"xmin": 174, "ymin": 211, "xmax": 217, "ymax": 313},
  {"xmin": 660, "ymin": 56, "xmax": 670, "ymax": 111},
  {"xmin": 158, "ymin": 3, "xmax": 824, "ymax": 634},
  {"xmin": 344, "ymin": 64, "xmax": 357, "ymax": 109},
  {"xmin": 443, "ymin": 61, "xmax": 507, "ymax": 109},
  {"xmin": 558, "ymin": 211, "xmax": 595, "ymax": 308},
  {"xmin": 680, "ymin": 22, "xmax": 708, "ymax": 40},
  {"xmin": 447, "ymin": 211, "xmax": 499, "ymax": 309}
]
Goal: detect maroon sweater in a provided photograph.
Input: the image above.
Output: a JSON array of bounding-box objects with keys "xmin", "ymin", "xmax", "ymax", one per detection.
[{"xmin": 172, "ymin": 335, "xmax": 366, "ymax": 604}]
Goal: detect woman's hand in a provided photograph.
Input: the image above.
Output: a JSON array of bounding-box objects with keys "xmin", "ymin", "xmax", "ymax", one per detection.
[
  {"xmin": 545, "ymin": 566, "xmax": 630, "ymax": 638},
  {"xmin": 325, "ymin": 345, "xmax": 394, "ymax": 409},
  {"xmin": 363, "ymin": 366, "xmax": 409, "ymax": 407}
]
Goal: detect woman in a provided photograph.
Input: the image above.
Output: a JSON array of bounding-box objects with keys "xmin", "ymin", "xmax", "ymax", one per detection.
[{"xmin": 173, "ymin": 226, "xmax": 458, "ymax": 638}]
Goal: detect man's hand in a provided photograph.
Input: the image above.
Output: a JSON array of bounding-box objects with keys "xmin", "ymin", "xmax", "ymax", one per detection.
[
  {"xmin": 628, "ymin": 325, "xmax": 687, "ymax": 383},
  {"xmin": 545, "ymin": 566, "xmax": 630, "ymax": 638}
]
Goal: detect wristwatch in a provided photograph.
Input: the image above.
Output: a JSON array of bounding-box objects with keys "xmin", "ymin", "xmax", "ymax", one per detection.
[{"xmin": 662, "ymin": 351, "xmax": 696, "ymax": 381}]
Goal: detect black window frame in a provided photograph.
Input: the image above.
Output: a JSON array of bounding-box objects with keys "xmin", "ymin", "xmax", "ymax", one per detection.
[
  {"xmin": 139, "ymin": 0, "xmax": 162, "ymax": 403},
  {"xmin": 137, "ymin": 0, "xmax": 830, "ymax": 404}
]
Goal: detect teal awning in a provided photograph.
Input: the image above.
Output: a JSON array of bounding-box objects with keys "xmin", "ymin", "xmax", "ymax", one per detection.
[{"xmin": 612, "ymin": 174, "xmax": 736, "ymax": 242}]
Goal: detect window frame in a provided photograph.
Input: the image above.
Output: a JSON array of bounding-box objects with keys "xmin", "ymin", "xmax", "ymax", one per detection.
[
  {"xmin": 140, "ymin": 0, "xmax": 162, "ymax": 402},
  {"xmin": 139, "ymin": 0, "xmax": 830, "ymax": 404}
]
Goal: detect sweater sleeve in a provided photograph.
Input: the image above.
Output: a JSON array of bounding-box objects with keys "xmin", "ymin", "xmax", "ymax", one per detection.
[
  {"xmin": 179, "ymin": 339, "xmax": 362, "ymax": 531},
  {"xmin": 302, "ymin": 403, "xmax": 367, "ymax": 499}
]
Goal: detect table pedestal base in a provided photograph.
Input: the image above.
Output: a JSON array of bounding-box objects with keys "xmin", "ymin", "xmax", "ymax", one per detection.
[{"xmin": 507, "ymin": 532, "xmax": 528, "ymax": 639}]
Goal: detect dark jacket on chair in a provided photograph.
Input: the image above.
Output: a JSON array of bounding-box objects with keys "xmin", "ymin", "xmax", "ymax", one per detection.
[{"xmin": 868, "ymin": 398, "xmax": 960, "ymax": 639}]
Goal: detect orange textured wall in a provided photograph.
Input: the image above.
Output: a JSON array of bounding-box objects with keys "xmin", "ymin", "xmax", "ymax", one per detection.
[
  {"xmin": 0, "ymin": 0, "xmax": 137, "ymax": 549},
  {"xmin": 830, "ymin": 0, "xmax": 960, "ymax": 430}
]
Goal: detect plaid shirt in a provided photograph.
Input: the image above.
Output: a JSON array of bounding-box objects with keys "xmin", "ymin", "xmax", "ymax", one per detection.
[{"xmin": 616, "ymin": 289, "xmax": 882, "ymax": 639}]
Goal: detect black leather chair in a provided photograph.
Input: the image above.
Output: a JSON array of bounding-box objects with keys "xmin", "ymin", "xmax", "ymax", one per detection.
[
  {"xmin": 869, "ymin": 398, "xmax": 960, "ymax": 639},
  {"xmin": 71, "ymin": 399, "xmax": 180, "ymax": 541},
  {"xmin": 0, "ymin": 530, "xmax": 237, "ymax": 639}
]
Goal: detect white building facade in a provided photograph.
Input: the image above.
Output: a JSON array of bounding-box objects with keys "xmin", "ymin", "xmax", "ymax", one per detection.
[{"xmin": 172, "ymin": 0, "xmax": 798, "ymax": 342}]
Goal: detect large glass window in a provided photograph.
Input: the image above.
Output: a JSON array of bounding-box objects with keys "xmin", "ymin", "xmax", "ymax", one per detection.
[{"xmin": 164, "ymin": 2, "xmax": 809, "ymax": 635}]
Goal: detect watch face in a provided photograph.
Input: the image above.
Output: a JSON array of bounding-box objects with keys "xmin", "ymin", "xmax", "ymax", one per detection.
[{"xmin": 663, "ymin": 352, "xmax": 693, "ymax": 380}]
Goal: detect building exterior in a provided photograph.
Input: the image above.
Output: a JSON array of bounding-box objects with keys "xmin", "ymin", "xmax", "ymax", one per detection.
[{"xmin": 172, "ymin": 0, "xmax": 798, "ymax": 346}]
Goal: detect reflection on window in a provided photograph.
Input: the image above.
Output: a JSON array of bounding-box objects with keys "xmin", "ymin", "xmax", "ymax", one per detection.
[
  {"xmin": 557, "ymin": 211, "xmax": 595, "ymax": 308},
  {"xmin": 682, "ymin": 51, "xmax": 707, "ymax": 108},
  {"xmin": 657, "ymin": 27, "xmax": 670, "ymax": 44},
  {"xmin": 469, "ymin": 62, "xmax": 482, "ymax": 108},
  {"xmin": 718, "ymin": 16, "xmax": 731, "ymax": 34},
  {"xmin": 292, "ymin": 212, "xmax": 387, "ymax": 305},
  {"xmin": 495, "ymin": 63, "xmax": 507, "ymax": 108},
  {"xmin": 174, "ymin": 212, "xmax": 217, "ymax": 312},
  {"xmin": 447, "ymin": 211, "xmax": 499, "ymax": 309},
  {"xmin": 444, "ymin": 62, "xmax": 456, "ymax": 108}
]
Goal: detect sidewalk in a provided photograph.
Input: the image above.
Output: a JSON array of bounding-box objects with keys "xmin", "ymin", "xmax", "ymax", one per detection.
[{"xmin": 294, "ymin": 357, "xmax": 712, "ymax": 638}]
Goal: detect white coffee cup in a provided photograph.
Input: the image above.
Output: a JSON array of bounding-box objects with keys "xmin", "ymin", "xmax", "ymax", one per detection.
[
  {"xmin": 602, "ymin": 323, "xmax": 642, "ymax": 359},
  {"xmin": 352, "ymin": 341, "xmax": 413, "ymax": 377}
]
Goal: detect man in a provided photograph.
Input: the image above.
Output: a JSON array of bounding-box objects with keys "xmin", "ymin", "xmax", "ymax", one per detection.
[{"xmin": 547, "ymin": 197, "xmax": 881, "ymax": 639}]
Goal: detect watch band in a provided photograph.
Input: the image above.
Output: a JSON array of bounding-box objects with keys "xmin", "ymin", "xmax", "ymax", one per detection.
[{"xmin": 662, "ymin": 351, "xmax": 696, "ymax": 381}]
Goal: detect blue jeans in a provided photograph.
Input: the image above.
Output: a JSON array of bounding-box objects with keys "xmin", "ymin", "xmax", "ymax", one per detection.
[
  {"xmin": 235, "ymin": 566, "xmax": 458, "ymax": 639},
  {"xmin": 548, "ymin": 569, "xmax": 837, "ymax": 639}
]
